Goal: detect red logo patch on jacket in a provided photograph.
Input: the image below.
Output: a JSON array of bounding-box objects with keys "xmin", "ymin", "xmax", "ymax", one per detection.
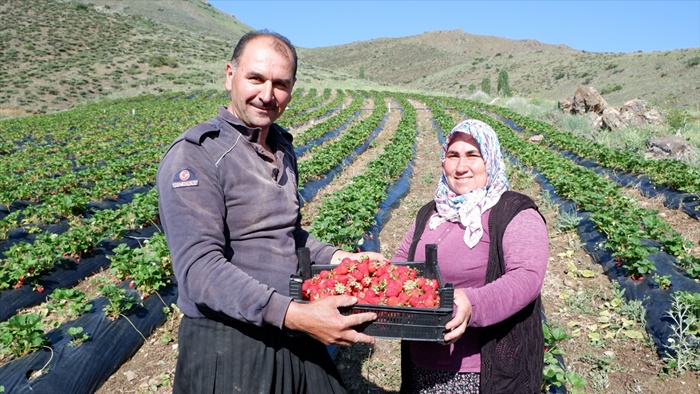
[{"xmin": 172, "ymin": 168, "xmax": 199, "ymax": 188}]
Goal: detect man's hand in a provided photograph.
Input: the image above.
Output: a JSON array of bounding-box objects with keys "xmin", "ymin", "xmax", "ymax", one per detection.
[
  {"xmin": 331, "ymin": 250, "xmax": 387, "ymax": 265},
  {"xmin": 284, "ymin": 295, "xmax": 377, "ymax": 346}
]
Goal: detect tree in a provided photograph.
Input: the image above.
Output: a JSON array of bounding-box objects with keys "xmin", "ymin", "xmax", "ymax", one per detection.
[
  {"xmin": 481, "ymin": 78, "xmax": 491, "ymax": 95},
  {"xmin": 359, "ymin": 66, "xmax": 365, "ymax": 80},
  {"xmin": 497, "ymin": 70, "xmax": 511, "ymax": 97}
]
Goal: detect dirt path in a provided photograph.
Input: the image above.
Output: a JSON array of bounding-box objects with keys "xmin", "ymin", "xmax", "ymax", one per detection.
[
  {"xmin": 288, "ymin": 90, "xmax": 355, "ymax": 137},
  {"xmin": 301, "ymin": 96, "xmax": 399, "ymax": 227},
  {"xmin": 333, "ymin": 98, "xmax": 441, "ymax": 392}
]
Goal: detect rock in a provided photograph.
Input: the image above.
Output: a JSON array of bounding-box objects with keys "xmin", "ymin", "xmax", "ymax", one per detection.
[
  {"xmin": 559, "ymin": 86, "xmax": 667, "ymax": 130},
  {"xmin": 601, "ymin": 107, "xmax": 625, "ymax": 130},
  {"xmin": 563, "ymin": 277, "xmax": 577, "ymax": 288},
  {"xmin": 643, "ymin": 108, "xmax": 665, "ymax": 125},
  {"xmin": 125, "ymin": 370, "xmax": 137, "ymax": 382},
  {"xmin": 620, "ymin": 99, "xmax": 665, "ymax": 126},
  {"xmin": 588, "ymin": 112, "xmax": 603, "ymax": 129},
  {"xmin": 529, "ymin": 134, "xmax": 545, "ymax": 143},
  {"xmin": 573, "ymin": 85, "xmax": 608, "ymax": 115},
  {"xmin": 558, "ymin": 98, "xmax": 573, "ymax": 114},
  {"xmin": 647, "ymin": 135, "xmax": 692, "ymax": 159},
  {"xmin": 620, "ymin": 98, "xmax": 648, "ymax": 115}
]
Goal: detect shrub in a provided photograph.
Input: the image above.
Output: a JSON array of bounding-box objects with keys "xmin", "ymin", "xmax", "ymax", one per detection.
[
  {"xmin": 146, "ymin": 55, "xmax": 178, "ymax": 68},
  {"xmin": 665, "ymin": 107, "xmax": 692, "ymax": 131},
  {"xmin": 481, "ymin": 78, "xmax": 491, "ymax": 95},
  {"xmin": 497, "ymin": 70, "xmax": 512, "ymax": 97},
  {"xmin": 687, "ymin": 57, "xmax": 700, "ymax": 68},
  {"xmin": 600, "ymin": 84, "xmax": 622, "ymax": 95}
]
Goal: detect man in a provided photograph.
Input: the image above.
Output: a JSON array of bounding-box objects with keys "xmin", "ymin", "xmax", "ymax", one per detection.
[{"xmin": 156, "ymin": 30, "xmax": 381, "ymax": 393}]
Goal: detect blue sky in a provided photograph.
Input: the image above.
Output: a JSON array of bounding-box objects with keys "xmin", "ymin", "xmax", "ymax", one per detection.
[{"xmin": 209, "ymin": 1, "xmax": 700, "ymax": 53}]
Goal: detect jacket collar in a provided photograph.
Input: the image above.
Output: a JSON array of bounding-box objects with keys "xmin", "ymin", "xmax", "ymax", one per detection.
[{"xmin": 218, "ymin": 106, "xmax": 296, "ymax": 162}]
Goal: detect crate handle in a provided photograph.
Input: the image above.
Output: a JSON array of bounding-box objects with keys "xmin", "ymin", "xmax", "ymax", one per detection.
[
  {"xmin": 425, "ymin": 243, "xmax": 438, "ymax": 277},
  {"xmin": 297, "ymin": 247, "xmax": 312, "ymax": 279}
]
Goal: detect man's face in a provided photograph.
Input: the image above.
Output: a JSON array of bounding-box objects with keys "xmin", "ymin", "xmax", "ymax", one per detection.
[{"xmin": 225, "ymin": 36, "xmax": 295, "ymax": 133}]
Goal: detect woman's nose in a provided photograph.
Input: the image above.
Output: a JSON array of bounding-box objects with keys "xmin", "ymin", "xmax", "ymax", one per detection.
[{"xmin": 456, "ymin": 157, "xmax": 470, "ymax": 172}]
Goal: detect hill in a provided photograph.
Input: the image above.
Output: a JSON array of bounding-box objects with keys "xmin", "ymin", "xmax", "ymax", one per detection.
[
  {"xmin": 302, "ymin": 29, "xmax": 700, "ymax": 110},
  {"xmin": 0, "ymin": 0, "xmax": 698, "ymax": 118}
]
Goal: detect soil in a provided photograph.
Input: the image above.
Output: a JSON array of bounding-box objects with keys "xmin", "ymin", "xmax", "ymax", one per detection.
[{"xmin": 92, "ymin": 99, "xmax": 700, "ymax": 394}]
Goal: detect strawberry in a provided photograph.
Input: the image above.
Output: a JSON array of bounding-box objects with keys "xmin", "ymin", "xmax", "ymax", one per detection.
[
  {"xmin": 385, "ymin": 280, "xmax": 403, "ymax": 298},
  {"xmin": 375, "ymin": 264, "xmax": 389, "ymax": 277},
  {"xmin": 423, "ymin": 288, "xmax": 437, "ymax": 300},
  {"xmin": 386, "ymin": 296, "xmax": 400, "ymax": 306},
  {"xmin": 351, "ymin": 269, "xmax": 365, "ymax": 281},
  {"xmin": 335, "ymin": 261, "xmax": 350, "ymax": 275},
  {"xmin": 335, "ymin": 274, "xmax": 350, "ymax": 284},
  {"xmin": 334, "ymin": 282, "xmax": 347, "ymax": 295},
  {"xmin": 356, "ymin": 260, "xmax": 370, "ymax": 277}
]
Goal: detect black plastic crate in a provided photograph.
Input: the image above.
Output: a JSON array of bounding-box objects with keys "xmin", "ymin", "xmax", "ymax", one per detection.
[{"xmin": 289, "ymin": 244, "xmax": 454, "ymax": 342}]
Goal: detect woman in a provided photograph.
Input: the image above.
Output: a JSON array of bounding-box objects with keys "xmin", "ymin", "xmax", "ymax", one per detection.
[{"xmin": 392, "ymin": 119, "xmax": 548, "ymax": 393}]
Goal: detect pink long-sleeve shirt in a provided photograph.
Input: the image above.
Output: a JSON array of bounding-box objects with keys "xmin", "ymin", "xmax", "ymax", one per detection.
[{"xmin": 392, "ymin": 207, "xmax": 548, "ymax": 372}]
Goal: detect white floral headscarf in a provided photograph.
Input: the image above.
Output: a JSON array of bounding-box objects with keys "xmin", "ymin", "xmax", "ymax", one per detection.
[{"xmin": 429, "ymin": 119, "xmax": 509, "ymax": 248}]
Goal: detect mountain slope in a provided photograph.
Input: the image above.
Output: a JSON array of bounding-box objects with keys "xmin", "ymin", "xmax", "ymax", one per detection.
[
  {"xmin": 1, "ymin": 0, "xmax": 698, "ymax": 118},
  {"xmin": 302, "ymin": 29, "xmax": 700, "ymax": 109},
  {"xmin": 0, "ymin": 0, "xmax": 249, "ymax": 115}
]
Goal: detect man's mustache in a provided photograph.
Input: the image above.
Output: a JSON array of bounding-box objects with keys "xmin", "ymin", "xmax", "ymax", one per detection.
[{"xmin": 251, "ymin": 99, "xmax": 277, "ymax": 110}]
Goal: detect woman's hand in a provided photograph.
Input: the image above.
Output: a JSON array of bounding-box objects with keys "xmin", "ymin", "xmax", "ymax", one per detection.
[{"xmin": 444, "ymin": 288, "xmax": 471, "ymax": 344}]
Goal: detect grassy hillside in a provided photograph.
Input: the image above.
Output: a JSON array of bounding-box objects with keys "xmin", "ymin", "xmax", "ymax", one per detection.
[
  {"xmin": 1, "ymin": 0, "xmax": 698, "ymax": 119},
  {"xmin": 0, "ymin": 0, "xmax": 246, "ymax": 116},
  {"xmin": 302, "ymin": 29, "xmax": 700, "ymax": 110}
]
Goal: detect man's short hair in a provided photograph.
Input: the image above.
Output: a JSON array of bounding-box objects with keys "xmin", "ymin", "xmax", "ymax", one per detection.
[{"xmin": 230, "ymin": 29, "xmax": 298, "ymax": 79}]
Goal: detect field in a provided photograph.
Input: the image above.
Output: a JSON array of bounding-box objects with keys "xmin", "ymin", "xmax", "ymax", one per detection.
[{"xmin": 0, "ymin": 88, "xmax": 699, "ymax": 393}]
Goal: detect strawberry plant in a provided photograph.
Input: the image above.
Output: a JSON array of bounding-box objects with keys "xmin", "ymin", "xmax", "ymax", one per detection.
[
  {"xmin": 108, "ymin": 232, "xmax": 173, "ymax": 297},
  {"xmin": 66, "ymin": 326, "xmax": 89, "ymax": 347},
  {"xmin": 653, "ymin": 274, "xmax": 672, "ymax": 290},
  {"xmin": 46, "ymin": 288, "xmax": 92, "ymax": 319},
  {"xmin": 0, "ymin": 313, "xmax": 50, "ymax": 359},
  {"xmin": 95, "ymin": 279, "xmax": 137, "ymax": 320},
  {"xmin": 542, "ymin": 323, "xmax": 587, "ymax": 393}
]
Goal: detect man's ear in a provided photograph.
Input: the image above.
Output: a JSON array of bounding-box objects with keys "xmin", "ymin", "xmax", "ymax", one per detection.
[{"xmin": 224, "ymin": 62, "xmax": 235, "ymax": 91}]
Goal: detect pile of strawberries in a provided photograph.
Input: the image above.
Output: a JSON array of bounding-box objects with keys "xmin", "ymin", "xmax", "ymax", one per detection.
[{"xmin": 301, "ymin": 256, "xmax": 441, "ymax": 308}]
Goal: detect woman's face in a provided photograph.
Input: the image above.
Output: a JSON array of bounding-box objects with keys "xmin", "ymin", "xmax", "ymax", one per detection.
[{"xmin": 442, "ymin": 133, "xmax": 488, "ymax": 195}]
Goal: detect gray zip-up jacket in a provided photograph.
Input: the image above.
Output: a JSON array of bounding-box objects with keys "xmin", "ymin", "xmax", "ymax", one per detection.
[{"xmin": 156, "ymin": 106, "xmax": 337, "ymax": 329}]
